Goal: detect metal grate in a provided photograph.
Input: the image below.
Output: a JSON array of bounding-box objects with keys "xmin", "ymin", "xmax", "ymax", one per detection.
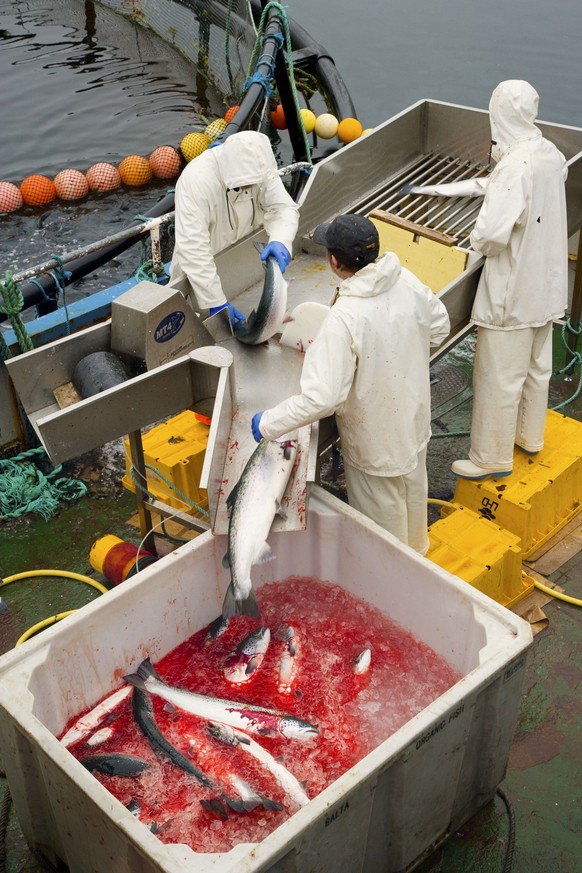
[{"xmin": 360, "ymin": 153, "xmax": 489, "ymax": 248}]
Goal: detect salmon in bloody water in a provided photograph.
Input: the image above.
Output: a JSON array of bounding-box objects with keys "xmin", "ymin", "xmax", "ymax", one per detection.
[{"xmin": 62, "ymin": 577, "xmax": 461, "ymax": 853}]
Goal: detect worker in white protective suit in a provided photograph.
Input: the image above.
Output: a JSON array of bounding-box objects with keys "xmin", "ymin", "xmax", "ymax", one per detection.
[
  {"xmin": 168, "ymin": 130, "xmax": 299, "ymax": 330},
  {"xmin": 250, "ymin": 214, "xmax": 450, "ymax": 554},
  {"xmin": 452, "ymin": 80, "xmax": 568, "ymax": 480}
]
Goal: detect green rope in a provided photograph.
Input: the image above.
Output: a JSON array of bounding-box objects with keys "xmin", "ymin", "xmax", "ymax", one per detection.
[
  {"xmin": 129, "ymin": 463, "xmax": 210, "ymax": 519},
  {"xmin": 0, "ymin": 271, "xmax": 33, "ymax": 354},
  {"xmin": 0, "ymin": 330, "xmax": 12, "ymax": 362},
  {"xmin": 249, "ymin": 1, "xmax": 312, "ymax": 163},
  {"xmin": 551, "ymin": 318, "xmax": 582, "ymax": 411},
  {"xmin": 47, "ymin": 256, "xmax": 72, "ymax": 335},
  {"xmin": 135, "ymin": 259, "xmax": 164, "ymax": 283},
  {"xmin": 0, "ymin": 446, "xmax": 88, "ymax": 522}
]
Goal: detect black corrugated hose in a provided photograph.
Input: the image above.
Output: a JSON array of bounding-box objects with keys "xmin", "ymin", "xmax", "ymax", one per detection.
[{"xmin": 496, "ymin": 785, "xmax": 516, "ymax": 873}]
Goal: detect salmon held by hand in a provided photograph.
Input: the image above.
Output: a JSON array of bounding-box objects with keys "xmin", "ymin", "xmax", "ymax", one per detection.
[{"xmin": 222, "ymin": 438, "xmax": 297, "ymax": 619}]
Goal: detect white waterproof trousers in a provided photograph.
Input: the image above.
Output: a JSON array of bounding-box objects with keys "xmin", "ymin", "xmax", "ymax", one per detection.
[
  {"xmin": 343, "ymin": 448, "xmax": 430, "ymax": 555},
  {"xmin": 469, "ymin": 323, "xmax": 553, "ymax": 470}
]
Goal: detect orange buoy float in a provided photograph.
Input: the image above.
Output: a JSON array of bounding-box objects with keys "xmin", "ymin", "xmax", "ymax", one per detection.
[
  {"xmin": 149, "ymin": 145, "xmax": 182, "ymax": 180},
  {"xmin": 54, "ymin": 168, "xmax": 89, "ymax": 201},
  {"xmin": 20, "ymin": 174, "xmax": 56, "ymax": 207},
  {"xmin": 86, "ymin": 162, "xmax": 121, "ymax": 192},
  {"xmin": 179, "ymin": 131, "xmax": 211, "ymax": 162},
  {"xmin": 224, "ymin": 105, "xmax": 239, "ymax": 123},
  {"xmin": 337, "ymin": 117, "xmax": 363, "ymax": 143},
  {"xmin": 270, "ymin": 103, "xmax": 287, "ymax": 130},
  {"xmin": 118, "ymin": 155, "xmax": 153, "ymax": 187},
  {"xmin": 0, "ymin": 181, "xmax": 24, "ymax": 213}
]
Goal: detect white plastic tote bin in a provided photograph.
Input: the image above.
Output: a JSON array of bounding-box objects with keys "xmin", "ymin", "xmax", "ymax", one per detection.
[{"xmin": 0, "ymin": 484, "xmax": 532, "ymax": 873}]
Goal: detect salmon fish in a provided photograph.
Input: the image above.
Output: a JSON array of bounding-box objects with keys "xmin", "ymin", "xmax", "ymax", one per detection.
[
  {"xmin": 124, "ymin": 657, "xmax": 318, "ymax": 740},
  {"xmin": 236, "ymin": 245, "xmax": 288, "ymax": 345},
  {"xmin": 131, "ymin": 687, "xmax": 212, "ymax": 787},
  {"xmin": 80, "ymin": 753, "xmax": 150, "ymax": 778},
  {"xmin": 207, "ymin": 722, "xmax": 310, "ymax": 808},
  {"xmin": 222, "ymin": 438, "xmax": 297, "ymax": 619},
  {"xmin": 277, "ymin": 625, "xmax": 299, "ymax": 694},
  {"xmin": 59, "ymin": 687, "xmax": 131, "ymax": 748},
  {"xmin": 224, "ymin": 626, "xmax": 271, "ymax": 684},
  {"xmin": 400, "ymin": 177, "xmax": 489, "ymax": 198}
]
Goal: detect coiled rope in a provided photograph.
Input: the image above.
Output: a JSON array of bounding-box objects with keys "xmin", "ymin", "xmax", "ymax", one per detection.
[
  {"xmin": 0, "ymin": 446, "xmax": 88, "ymax": 522},
  {"xmin": 551, "ymin": 318, "xmax": 582, "ymax": 411},
  {"xmin": 0, "ymin": 271, "xmax": 33, "ymax": 355}
]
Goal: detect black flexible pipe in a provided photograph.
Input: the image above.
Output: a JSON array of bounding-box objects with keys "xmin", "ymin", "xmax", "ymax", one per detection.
[{"xmin": 3, "ymin": 3, "xmax": 354, "ymax": 321}]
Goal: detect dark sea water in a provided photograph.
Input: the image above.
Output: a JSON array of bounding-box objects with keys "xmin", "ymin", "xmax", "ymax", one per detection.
[
  {"xmin": 289, "ymin": 0, "xmax": 582, "ymax": 129},
  {"xmin": 1, "ymin": 0, "xmax": 581, "ymax": 294}
]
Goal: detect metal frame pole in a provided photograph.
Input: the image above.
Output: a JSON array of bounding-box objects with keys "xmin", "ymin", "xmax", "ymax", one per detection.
[{"xmin": 127, "ymin": 430, "xmax": 158, "ymax": 555}]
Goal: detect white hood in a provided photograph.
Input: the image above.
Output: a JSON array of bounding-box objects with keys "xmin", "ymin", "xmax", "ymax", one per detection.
[
  {"xmin": 337, "ymin": 253, "xmax": 402, "ymax": 299},
  {"xmin": 489, "ymin": 80, "xmax": 541, "ymax": 162},
  {"xmin": 215, "ymin": 130, "xmax": 279, "ymax": 189}
]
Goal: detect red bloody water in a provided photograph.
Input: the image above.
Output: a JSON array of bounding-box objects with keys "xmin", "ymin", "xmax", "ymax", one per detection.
[{"xmin": 64, "ymin": 577, "xmax": 461, "ymax": 853}]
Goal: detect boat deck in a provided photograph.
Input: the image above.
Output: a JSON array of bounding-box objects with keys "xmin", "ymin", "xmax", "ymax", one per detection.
[{"xmin": 1, "ymin": 325, "xmax": 581, "ymax": 872}]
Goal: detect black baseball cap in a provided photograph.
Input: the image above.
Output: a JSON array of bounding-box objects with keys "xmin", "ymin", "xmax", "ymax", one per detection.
[{"xmin": 312, "ymin": 214, "xmax": 379, "ymax": 269}]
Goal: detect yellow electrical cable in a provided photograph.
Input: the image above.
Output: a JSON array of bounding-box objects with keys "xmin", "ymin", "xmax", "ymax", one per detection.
[
  {"xmin": 532, "ymin": 579, "xmax": 582, "ymax": 607},
  {"xmin": 1, "ymin": 569, "xmax": 109, "ymax": 646},
  {"xmin": 16, "ymin": 610, "xmax": 77, "ymax": 647},
  {"xmin": 427, "ymin": 498, "xmax": 458, "ymax": 511},
  {"xmin": 1, "ymin": 569, "xmax": 108, "ymax": 595}
]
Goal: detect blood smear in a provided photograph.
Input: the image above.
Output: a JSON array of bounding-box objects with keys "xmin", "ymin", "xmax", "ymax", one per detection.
[{"xmin": 64, "ymin": 577, "xmax": 461, "ymax": 853}]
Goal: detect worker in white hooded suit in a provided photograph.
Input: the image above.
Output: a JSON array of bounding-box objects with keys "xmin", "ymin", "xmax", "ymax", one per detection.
[
  {"xmin": 169, "ymin": 130, "xmax": 299, "ymax": 329},
  {"xmin": 452, "ymin": 80, "xmax": 568, "ymax": 480},
  {"xmin": 251, "ymin": 214, "xmax": 450, "ymax": 555}
]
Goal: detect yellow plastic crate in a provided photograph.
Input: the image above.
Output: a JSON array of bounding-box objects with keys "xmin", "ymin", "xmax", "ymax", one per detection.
[
  {"xmin": 427, "ymin": 504, "xmax": 534, "ymax": 609},
  {"xmin": 453, "ymin": 411, "xmax": 582, "ymax": 557},
  {"xmin": 123, "ymin": 410, "xmax": 209, "ymax": 512}
]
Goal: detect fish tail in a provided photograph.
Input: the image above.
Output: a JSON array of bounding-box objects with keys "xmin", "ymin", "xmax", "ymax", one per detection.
[
  {"xmin": 399, "ymin": 183, "xmax": 414, "ymax": 195},
  {"xmin": 259, "ymin": 793, "xmax": 284, "ymax": 812},
  {"xmin": 200, "ymin": 798, "xmax": 229, "ymax": 820},
  {"xmin": 238, "ymin": 587, "xmax": 261, "ymax": 618},
  {"xmin": 224, "ymin": 795, "xmax": 256, "ymax": 814},
  {"xmin": 221, "ymin": 582, "xmax": 238, "ymax": 619},
  {"xmin": 221, "ymin": 583, "xmax": 261, "ymax": 619},
  {"xmin": 123, "ymin": 657, "xmax": 160, "ymax": 689}
]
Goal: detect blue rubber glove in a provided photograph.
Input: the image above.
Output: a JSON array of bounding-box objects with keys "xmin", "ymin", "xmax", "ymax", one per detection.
[
  {"xmin": 208, "ymin": 139, "xmax": 223, "ymax": 149},
  {"xmin": 209, "ymin": 302, "xmax": 246, "ymax": 332},
  {"xmin": 251, "ymin": 412, "xmax": 264, "ymax": 442},
  {"xmin": 260, "ymin": 241, "xmax": 291, "ymax": 273}
]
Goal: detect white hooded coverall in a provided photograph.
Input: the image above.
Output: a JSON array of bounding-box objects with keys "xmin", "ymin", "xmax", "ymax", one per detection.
[
  {"xmin": 468, "ymin": 80, "xmax": 568, "ymax": 469},
  {"xmin": 169, "ymin": 131, "xmax": 299, "ymax": 311},
  {"xmin": 259, "ymin": 253, "xmax": 450, "ymax": 553}
]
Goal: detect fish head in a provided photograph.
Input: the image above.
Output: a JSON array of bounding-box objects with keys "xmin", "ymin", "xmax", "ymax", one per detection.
[
  {"xmin": 279, "ymin": 716, "xmax": 319, "ymax": 741},
  {"xmin": 207, "ymin": 721, "xmax": 239, "ymax": 746},
  {"xmin": 278, "ymin": 439, "xmax": 298, "ymax": 462},
  {"xmin": 204, "ymin": 614, "xmax": 230, "ymax": 644},
  {"xmin": 239, "ymin": 626, "xmax": 271, "ymax": 655},
  {"xmin": 223, "ymin": 628, "xmax": 270, "ymax": 683}
]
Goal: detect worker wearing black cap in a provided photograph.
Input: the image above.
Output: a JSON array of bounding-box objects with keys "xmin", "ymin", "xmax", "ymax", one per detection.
[{"xmin": 251, "ymin": 213, "xmax": 450, "ymax": 554}]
